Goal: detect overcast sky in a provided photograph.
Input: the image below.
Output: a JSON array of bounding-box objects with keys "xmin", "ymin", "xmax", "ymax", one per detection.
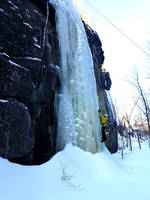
[{"xmin": 73, "ymin": 0, "xmax": 150, "ymax": 112}]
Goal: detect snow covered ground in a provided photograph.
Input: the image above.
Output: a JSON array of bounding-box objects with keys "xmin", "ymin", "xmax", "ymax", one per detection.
[{"xmin": 0, "ymin": 141, "xmax": 150, "ymax": 200}]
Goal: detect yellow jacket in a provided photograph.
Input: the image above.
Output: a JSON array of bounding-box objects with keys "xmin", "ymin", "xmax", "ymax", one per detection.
[{"xmin": 99, "ymin": 112, "xmax": 108, "ymax": 126}]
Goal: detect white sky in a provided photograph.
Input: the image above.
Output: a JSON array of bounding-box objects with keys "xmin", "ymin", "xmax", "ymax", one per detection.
[{"xmin": 73, "ymin": 0, "xmax": 150, "ymax": 112}]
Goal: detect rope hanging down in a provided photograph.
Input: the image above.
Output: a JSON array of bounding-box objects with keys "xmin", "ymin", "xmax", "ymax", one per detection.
[
  {"xmin": 86, "ymin": 1, "xmax": 150, "ymax": 58},
  {"xmin": 41, "ymin": 1, "xmax": 49, "ymax": 58}
]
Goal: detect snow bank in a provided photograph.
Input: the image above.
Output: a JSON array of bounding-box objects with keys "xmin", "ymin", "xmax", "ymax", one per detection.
[{"xmin": 0, "ymin": 143, "xmax": 150, "ymax": 200}]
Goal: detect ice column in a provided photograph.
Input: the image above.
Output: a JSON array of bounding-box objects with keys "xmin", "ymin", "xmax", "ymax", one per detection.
[{"xmin": 50, "ymin": 0, "xmax": 102, "ymax": 153}]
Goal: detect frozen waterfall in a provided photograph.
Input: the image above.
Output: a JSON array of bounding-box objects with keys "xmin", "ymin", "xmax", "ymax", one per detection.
[
  {"xmin": 105, "ymin": 90, "xmax": 117, "ymax": 121},
  {"xmin": 50, "ymin": 0, "xmax": 102, "ymax": 153}
]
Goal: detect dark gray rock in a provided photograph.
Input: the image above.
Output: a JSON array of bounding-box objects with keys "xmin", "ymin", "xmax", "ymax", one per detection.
[
  {"xmin": 0, "ymin": 0, "xmax": 60, "ymax": 165},
  {"xmin": 83, "ymin": 22, "xmax": 104, "ymax": 91},
  {"xmin": 0, "ymin": 55, "xmax": 34, "ymax": 102},
  {"xmin": 84, "ymin": 22, "xmax": 118, "ymax": 153},
  {"xmin": 0, "ymin": 99, "xmax": 33, "ymax": 159},
  {"xmin": 84, "ymin": 22, "xmax": 105, "ymax": 66}
]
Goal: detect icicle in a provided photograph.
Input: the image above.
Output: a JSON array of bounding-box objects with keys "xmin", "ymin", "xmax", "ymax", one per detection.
[
  {"xmin": 105, "ymin": 90, "xmax": 117, "ymax": 119},
  {"xmin": 49, "ymin": 0, "xmax": 102, "ymax": 153}
]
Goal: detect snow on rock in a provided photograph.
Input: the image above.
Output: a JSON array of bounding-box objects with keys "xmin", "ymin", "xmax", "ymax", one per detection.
[
  {"xmin": 0, "ymin": 8, "xmax": 5, "ymax": 13},
  {"xmin": 0, "ymin": 53, "xmax": 10, "ymax": 58},
  {"xmin": 23, "ymin": 57, "xmax": 42, "ymax": 61},
  {"xmin": 0, "ymin": 100, "xmax": 9, "ymax": 103},
  {"xmin": 8, "ymin": 0, "xmax": 18, "ymax": 10},
  {"xmin": 8, "ymin": 60, "xmax": 28, "ymax": 71},
  {"xmin": 23, "ymin": 22, "xmax": 34, "ymax": 30},
  {"xmin": 8, "ymin": 60, "xmax": 23, "ymax": 68},
  {"xmin": 34, "ymin": 44, "xmax": 41, "ymax": 49},
  {"xmin": 34, "ymin": 9, "xmax": 41, "ymax": 16},
  {"xmin": 32, "ymin": 36, "xmax": 41, "ymax": 49}
]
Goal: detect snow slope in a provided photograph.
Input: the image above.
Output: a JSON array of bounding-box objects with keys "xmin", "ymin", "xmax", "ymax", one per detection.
[{"xmin": 0, "ymin": 142, "xmax": 150, "ymax": 200}]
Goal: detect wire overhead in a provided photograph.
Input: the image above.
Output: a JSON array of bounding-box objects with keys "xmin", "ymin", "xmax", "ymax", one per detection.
[{"xmin": 86, "ymin": 1, "xmax": 150, "ymax": 58}]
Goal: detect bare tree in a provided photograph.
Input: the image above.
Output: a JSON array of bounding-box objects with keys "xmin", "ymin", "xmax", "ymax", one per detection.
[
  {"xmin": 122, "ymin": 101, "xmax": 137, "ymax": 151},
  {"xmin": 128, "ymin": 70, "xmax": 150, "ymax": 147}
]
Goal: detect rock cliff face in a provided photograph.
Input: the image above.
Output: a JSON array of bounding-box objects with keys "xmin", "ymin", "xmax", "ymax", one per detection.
[
  {"xmin": 0, "ymin": 0, "xmax": 117, "ymax": 165},
  {"xmin": 0, "ymin": 0, "xmax": 60, "ymax": 165},
  {"xmin": 84, "ymin": 23, "xmax": 118, "ymax": 153}
]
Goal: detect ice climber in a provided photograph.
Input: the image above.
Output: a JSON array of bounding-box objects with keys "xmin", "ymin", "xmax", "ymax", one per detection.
[
  {"xmin": 98, "ymin": 110, "xmax": 108, "ymax": 142},
  {"xmin": 100, "ymin": 67, "xmax": 112, "ymax": 90}
]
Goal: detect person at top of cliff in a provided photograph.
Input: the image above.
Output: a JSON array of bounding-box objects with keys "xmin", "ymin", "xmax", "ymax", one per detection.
[
  {"xmin": 100, "ymin": 66, "xmax": 112, "ymax": 90},
  {"xmin": 98, "ymin": 110, "xmax": 108, "ymax": 142}
]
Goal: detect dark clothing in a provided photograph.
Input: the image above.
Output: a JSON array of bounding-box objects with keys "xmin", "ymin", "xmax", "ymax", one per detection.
[
  {"xmin": 101, "ymin": 72, "xmax": 112, "ymax": 90},
  {"xmin": 101, "ymin": 126, "xmax": 107, "ymax": 142}
]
